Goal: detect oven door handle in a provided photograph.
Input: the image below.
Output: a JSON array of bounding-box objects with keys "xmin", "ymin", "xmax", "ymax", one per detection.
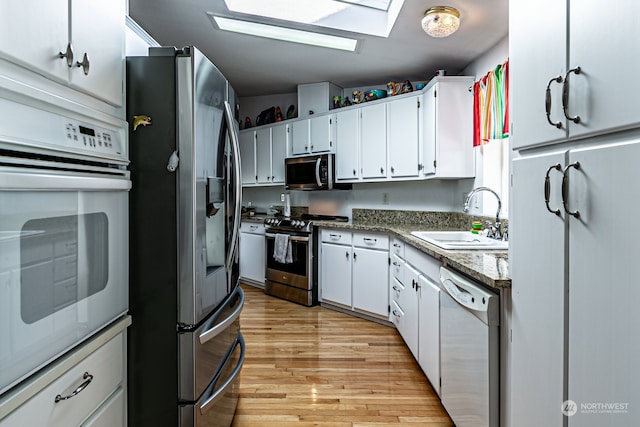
[
  {"xmin": 265, "ymin": 232, "xmax": 309, "ymax": 242},
  {"xmin": 223, "ymin": 101, "xmax": 242, "ymax": 272},
  {"xmin": 0, "ymin": 167, "xmax": 131, "ymax": 191},
  {"xmin": 199, "ymin": 333, "xmax": 245, "ymax": 415}
]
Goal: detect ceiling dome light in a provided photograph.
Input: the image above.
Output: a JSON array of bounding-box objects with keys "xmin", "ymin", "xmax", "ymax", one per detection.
[{"xmin": 421, "ymin": 6, "xmax": 460, "ymax": 38}]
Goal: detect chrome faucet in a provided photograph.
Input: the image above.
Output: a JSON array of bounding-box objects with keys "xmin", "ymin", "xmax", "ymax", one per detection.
[{"xmin": 463, "ymin": 187, "xmax": 505, "ymax": 240}]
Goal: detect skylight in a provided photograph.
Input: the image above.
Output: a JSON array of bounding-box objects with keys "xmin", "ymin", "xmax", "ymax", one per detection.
[{"xmin": 221, "ymin": 0, "xmax": 403, "ymax": 38}]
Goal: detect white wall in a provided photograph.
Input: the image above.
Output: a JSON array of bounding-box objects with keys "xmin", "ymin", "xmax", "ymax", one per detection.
[{"xmin": 240, "ymin": 35, "xmax": 509, "ymax": 220}]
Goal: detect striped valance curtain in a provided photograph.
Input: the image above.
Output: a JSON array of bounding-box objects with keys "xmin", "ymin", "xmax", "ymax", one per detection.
[{"xmin": 473, "ymin": 59, "xmax": 509, "ymax": 146}]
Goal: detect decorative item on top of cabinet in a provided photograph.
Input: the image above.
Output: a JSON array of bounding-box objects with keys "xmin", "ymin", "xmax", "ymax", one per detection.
[
  {"xmin": 0, "ymin": 0, "xmax": 126, "ymax": 108},
  {"xmin": 510, "ymin": 1, "xmax": 640, "ymax": 150}
]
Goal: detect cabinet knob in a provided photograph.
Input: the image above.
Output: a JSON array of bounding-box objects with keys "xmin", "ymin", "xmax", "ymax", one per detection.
[
  {"xmin": 345, "ymin": 251, "xmax": 349, "ymax": 259},
  {"xmin": 380, "ymin": 167, "xmax": 384, "ymax": 174},
  {"xmin": 391, "ymin": 166, "xmax": 395, "ymax": 174},
  {"xmin": 353, "ymin": 169, "xmax": 356, "ymax": 175},
  {"xmin": 75, "ymin": 52, "xmax": 90, "ymax": 75},
  {"xmin": 58, "ymin": 43, "xmax": 74, "ymax": 68}
]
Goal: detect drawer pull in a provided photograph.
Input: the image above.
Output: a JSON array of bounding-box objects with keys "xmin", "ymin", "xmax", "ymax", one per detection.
[
  {"xmin": 363, "ymin": 237, "xmax": 377, "ymax": 243},
  {"xmin": 392, "ymin": 261, "xmax": 401, "ymax": 267},
  {"xmin": 55, "ymin": 372, "xmax": 93, "ymax": 403},
  {"xmin": 393, "ymin": 243, "xmax": 401, "ymax": 248},
  {"xmin": 329, "ymin": 233, "xmax": 342, "ymax": 239}
]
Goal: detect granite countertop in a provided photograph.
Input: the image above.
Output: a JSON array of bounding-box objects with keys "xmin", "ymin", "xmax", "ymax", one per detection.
[{"xmin": 314, "ymin": 218, "xmax": 510, "ymax": 290}]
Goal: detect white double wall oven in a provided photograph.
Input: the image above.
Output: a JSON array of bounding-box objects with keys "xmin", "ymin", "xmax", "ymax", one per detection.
[{"xmin": 0, "ymin": 89, "xmax": 130, "ymax": 395}]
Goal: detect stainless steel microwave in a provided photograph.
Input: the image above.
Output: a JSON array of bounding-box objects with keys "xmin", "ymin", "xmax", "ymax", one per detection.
[{"xmin": 285, "ymin": 153, "xmax": 350, "ymax": 190}]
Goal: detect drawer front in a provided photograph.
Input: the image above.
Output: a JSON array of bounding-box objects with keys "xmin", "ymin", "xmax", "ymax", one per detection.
[
  {"xmin": 3, "ymin": 333, "xmax": 125, "ymax": 427},
  {"xmin": 240, "ymin": 221, "xmax": 265, "ymax": 235},
  {"xmin": 405, "ymin": 245, "xmax": 440, "ymax": 281},
  {"xmin": 391, "ymin": 277, "xmax": 404, "ymax": 305},
  {"xmin": 390, "ymin": 237, "xmax": 405, "ymax": 258},
  {"xmin": 353, "ymin": 232, "xmax": 389, "ymax": 250},
  {"xmin": 390, "ymin": 300, "xmax": 404, "ymax": 329},
  {"xmin": 80, "ymin": 387, "xmax": 124, "ymax": 427},
  {"xmin": 391, "ymin": 254, "xmax": 405, "ymax": 284},
  {"xmin": 321, "ymin": 229, "xmax": 352, "ymax": 245}
]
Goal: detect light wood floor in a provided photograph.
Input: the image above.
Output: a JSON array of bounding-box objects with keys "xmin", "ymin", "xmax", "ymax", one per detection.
[{"xmin": 233, "ymin": 284, "xmax": 453, "ymax": 427}]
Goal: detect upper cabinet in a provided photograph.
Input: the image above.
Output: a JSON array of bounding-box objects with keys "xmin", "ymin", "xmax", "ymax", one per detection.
[
  {"xmin": 0, "ymin": 0, "xmax": 125, "ymax": 109},
  {"xmin": 360, "ymin": 103, "xmax": 387, "ymax": 179},
  {"xmin": 421, "ymin": 77, "xmax": 475, "ymax": 179},
  {"xmin": 510, "ymin": 0, "xmax": 640, "ymax": 150},
  {"xmin": 240, "ymin": 122, "xmax": 289, "ymax": 187},
  {"xmin": 291, "ymin": 114, "xmax": 335, "ymax": 155},
  {"xmin": 387, "ymin": 95, "xmax": 421, "ymax": 178}
]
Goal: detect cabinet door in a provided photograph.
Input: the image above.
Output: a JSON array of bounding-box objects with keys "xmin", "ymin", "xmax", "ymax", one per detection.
[
  {"xmin": 568, "ymin": 1, "xmax": 640, "ymax": 140},
  {"xmin": 0, "ymin": 0, "xmax": 69, "ymax": 83},
  {"xmin": 510, "ymin": 152, "xmax": 566, "ymax": 427},
  {"xmin": 335, "ymin": 108, "xmax": 359, "ymax": 181},
  {"xmin": 388, "ymin": 95, "xmax": 420, "ymax": 178},
  {"xmin": 255, "ymin": 127, "xmax": 272, "ymax": 184},
  {"xmin": 398, "ymin": 263, "xmax": 419, "ymax": 359},
  {"xmin": 567, "ymin": 140, "xmax": 640, "ymax": 427},
  {"xmin": 70, "ymin": 0, "xmax": 126, "ymax": 106},
  {"xmin": 239, "ymin": 131, "xmax": 256, "ymax": 185},
  {"xmin": 270, "ymin": 123, "xmax": 288, "ymax": 183},
  {"xmin": 239, "ymin": 231, "xmax": 265, "ymax": 284},
  {"xmin": 309, "ymin": 115, "xmax": 333, "ymax": 153},
  {"xmin": 422, "ymin": 86, "xmax": 437, "ymax": 176},
  {"xmin": 418, "ymin": 275, "xmax": 440, "ymax": 395},
  {"xmin": 320, "ymin": 243, "xmax": 352, "ymax": 307},
  {"xmin": 360, "ymin": 103, "xmax": 387, "ymax": 179},
  {"xmin": 352, "ymin": 247, "xmax": 388, "ymax": 317},
  {"xmin": 509, "ymin": 0, "xmax": 568, "ymax": 149},
  {"xmin": 291, "ymin": 120, "xmax": 310, "ymax": 155}
]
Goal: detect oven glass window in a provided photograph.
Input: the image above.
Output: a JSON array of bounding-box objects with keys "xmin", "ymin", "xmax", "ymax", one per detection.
[
  {"xmin": 20, "ymin": 213, "xmax": 108, "ymax": 324},
  {"xmin": 266, "ymin": 237, "xmax": 308, "ymax": 276}
]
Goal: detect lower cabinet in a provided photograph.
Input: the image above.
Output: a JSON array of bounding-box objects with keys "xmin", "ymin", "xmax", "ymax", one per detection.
[
  {"xmin": 1, "ymin": 327, "xmax": 127, "ymax": 426},
  {"xmin": 239, "ymin": 221, "xmax": 265, "ymax": 285},
  {"xmin": 319, "ymin": 228, "xmax": 389, "ymax": 320},
  {"xmin": 391, "ymin": 238, "xmax": 441, "ymax": 395}
]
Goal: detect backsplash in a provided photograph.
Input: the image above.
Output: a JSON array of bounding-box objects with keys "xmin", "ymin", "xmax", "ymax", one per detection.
[{"xmin": 352, "ymin": 209, "xmax": 508, "ymax": 230}]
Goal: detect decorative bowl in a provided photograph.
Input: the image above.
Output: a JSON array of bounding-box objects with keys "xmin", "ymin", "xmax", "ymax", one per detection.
[{"xmin": 363, "ymin": 89, "xmax": 387, "ymax": 102}]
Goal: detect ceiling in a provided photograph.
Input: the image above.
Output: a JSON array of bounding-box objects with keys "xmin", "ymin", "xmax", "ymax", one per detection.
[{"xmin": 128, "ymin": 0, "xmax": 509, "ymax": 97}]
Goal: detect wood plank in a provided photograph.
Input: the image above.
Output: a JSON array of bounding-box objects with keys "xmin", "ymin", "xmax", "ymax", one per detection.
[{"xmin": 233, "ymin": 285, "xmax": 453, "ymax": 426}]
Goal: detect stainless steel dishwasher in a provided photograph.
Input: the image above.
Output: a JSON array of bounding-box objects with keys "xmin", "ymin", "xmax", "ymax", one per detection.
[{"xmin": 439, "ymin": 267, "xmax": 499, "ymax": 427}]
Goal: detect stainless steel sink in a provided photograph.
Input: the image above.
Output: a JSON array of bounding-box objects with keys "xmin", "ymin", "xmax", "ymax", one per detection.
[{"xmin": 410, "ymin": 230, "xmax": 508, "ymax": 250}]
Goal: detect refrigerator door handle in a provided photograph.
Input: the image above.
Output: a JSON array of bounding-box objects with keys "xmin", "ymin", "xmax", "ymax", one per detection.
[
  {"xmin": 199, "ymin": 287, "xmax": 244, "ymax": 345},
  {"xmin": 223, "ymin": 101, "xmax": 243, "ymax": 272},
  {"xmin": 199, "ymin": 333, "xmax": 245, "ymax": 415}
]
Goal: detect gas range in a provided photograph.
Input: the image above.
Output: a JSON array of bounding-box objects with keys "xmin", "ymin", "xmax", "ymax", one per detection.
[{"xmin": 263, "ymin": 214, "xmax": 349, "ymax": 234}]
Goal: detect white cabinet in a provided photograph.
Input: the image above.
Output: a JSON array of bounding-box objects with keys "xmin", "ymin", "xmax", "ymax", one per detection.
[
  {"xmin": 320, "ymin": 229, "xmax": 388, "ymax": 319},
  {"xmin": 510, "ymin": 139, "xmax": 640, "ymax": 426},
  {"xmin": 0, "ymin": 0, "xmax": 125, "ymax": 107},
  {"xmin": 360, "ymin": 103, "xmax": 387, "ymax": 179},
  {"xmin": 239, "ymin": 130, "xmax": 256, "ymax": 185},
  {"xmin": 421, "ymin": 77, "xmax": 475, "ymax": 178},
  {"xmin": 1, "ymin": 330, "xmax": 126, "ymax": 426},
  {"xmin": 335, "ymin": 108, "xmax": 360, "ymax": 181},
  {"xmin": 320, "ymin": 230, "xmax": 353, "ymax": 308},
  {"xmin": 387, "ymin": 95, "xmax": 421, "ymax": 178},
  {"xmin": 239, "ymin": 222, "xmax": 265, "ymax": 285},
  {"xmin": 352, "ymin": 232, "xmax": 389, "ymax": 318},
  {"xmin": 291, "ymin": 115, "xmax": 335, "ymax": 155},
  {"xmin": 240, "ymin": 122, "xmax": 288, "ymax": 186},
  {"xmin": 297, "ymin": 81, "xmax": 342, "ymax": 118},
  {"xmin": 510, "ymin": 1, "xmax": 640, "ymax": 150},
  {"xmin": 392, "ymin": 243, "xmax": 441, "ymax": 393}
]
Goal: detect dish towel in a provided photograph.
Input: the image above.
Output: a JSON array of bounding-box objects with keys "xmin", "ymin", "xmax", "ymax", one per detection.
[{"xmin": 273, "ymin": 234, "xmax": 293, "ymax": 264}]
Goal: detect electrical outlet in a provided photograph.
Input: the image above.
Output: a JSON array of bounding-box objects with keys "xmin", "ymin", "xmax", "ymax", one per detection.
[
  {"xmin": 382, "ymin": 193, "xmax": 389, "ymax": 205},
  {"xmin": 280, "ymin": 193, "xmax": 285, "ymax": 202}
]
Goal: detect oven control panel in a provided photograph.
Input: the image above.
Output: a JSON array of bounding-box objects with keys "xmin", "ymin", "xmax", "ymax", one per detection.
[
  {"xmin": 64, "ymin": 121, "xmax": 125, "ymax": 160},
  {"xmin": 264, "ymin": 217, "xmax": 311, "ymax": 232}
]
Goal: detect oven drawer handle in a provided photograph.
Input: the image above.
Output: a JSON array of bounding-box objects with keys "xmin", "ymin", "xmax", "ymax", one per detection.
[
  {"xmin": 265, "ymin": 232, "xmax": 309, "ymax": 242},
  {"xmin": 0, "ymin": 169, "xmax": 131, "ymax": 191},
  {"xmin": 199, "ymin": 333, "xmax": 245, "ymax": 415},
  {"xmin": 54, "ymin": 372, "xmax": 93, "ymax": 403},
  {"xmin": 199, "ymin": 288, "xmax": 245, "ymax": 345}
]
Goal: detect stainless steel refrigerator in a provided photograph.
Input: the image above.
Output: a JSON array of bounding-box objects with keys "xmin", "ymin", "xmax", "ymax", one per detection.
[{"xmin": 126, "ymin": 46, "xmax": 244, "ymax": 427}]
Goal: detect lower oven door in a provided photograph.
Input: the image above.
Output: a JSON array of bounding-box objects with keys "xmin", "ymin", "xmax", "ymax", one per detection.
[
  {"xmin": 265, "ymin": 232, "xmax": 310, "ymax": 289},
  {"xmin": 179, "ymin": 286, "xmax": 244, "ymax": 401},
  {"xmin": 180, "ymin": 332, "xmax": 245, "ymax": 427},
  {"xmin": 0, "ymin": 163, "xmax": 130, "ymax": 395}
]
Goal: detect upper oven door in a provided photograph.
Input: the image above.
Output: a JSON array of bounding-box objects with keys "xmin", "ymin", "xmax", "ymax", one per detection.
[
  {"xmin": 285, "ymin": 154, "xmax": 331, "ymax": 190},
  {"xmin": 0, "ymin": 160, "xmax": 130, "ymax": 395}
]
